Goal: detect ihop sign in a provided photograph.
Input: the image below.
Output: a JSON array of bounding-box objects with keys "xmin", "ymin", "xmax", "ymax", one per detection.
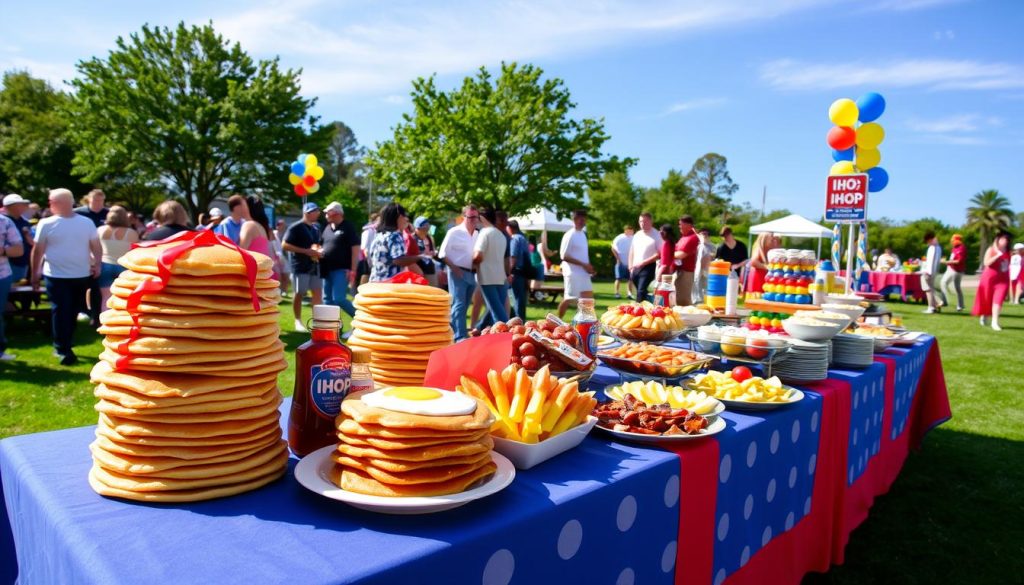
[{"xmin": 825, "ymin": 174, "xmax": 869, "ymax": 222}]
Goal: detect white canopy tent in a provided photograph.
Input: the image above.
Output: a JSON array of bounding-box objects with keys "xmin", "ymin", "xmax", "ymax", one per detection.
[
  {"xmin": 748, "ymin": 213, "xmax": 832, "ymax": 259},
  {"xmin": 509, "ymin": 208, "xmax": 573, "ymax": 232}
]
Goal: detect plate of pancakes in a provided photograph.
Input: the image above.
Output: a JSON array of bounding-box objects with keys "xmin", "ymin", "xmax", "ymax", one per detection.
[
  {"xmin": 295, "ymin": 445, "xmax": 515, "ymax": 514},
  {"xmin": 295, "ymin": 388, "xmax": 516, "ymax": 514}
]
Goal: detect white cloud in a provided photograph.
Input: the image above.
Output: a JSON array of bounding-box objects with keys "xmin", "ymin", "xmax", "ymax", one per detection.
[
  {"xmin": 663, "ymin": 97, "xmax": 727, "ymax": 115},
  {"xmin": 905, "ymin": 113, "xmax": 1002, "ymax": 146},
  {"xmin": 932, "ymin": 29, "xmax": 955, "ymax": 40},
  {"xmin": 210, "ymin": 0, "xmax": 831, "ymax": 96},
  {"xmin": 868, "ymin": 0, "xmax": 967, "ymax": 11},
  {"xmin": 760, "ymin": 58, "xmax": 1024, "ymax": 91},
  {"xmin": 0, "ymin": 56, "xmax": 78, "ymax": 89},
  {"xmin": 382, "ymin": 94, "xmax": 406, "ymax": 105}
]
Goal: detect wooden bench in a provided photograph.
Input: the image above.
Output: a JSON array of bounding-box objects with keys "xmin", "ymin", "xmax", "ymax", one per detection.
[
  {"xmin": 529, "ymin": 280, "xmax": 563, "ymax": 304},
  {"xmin": 4, "ymin": 285, "xmax": 50, "ymax": 328}
]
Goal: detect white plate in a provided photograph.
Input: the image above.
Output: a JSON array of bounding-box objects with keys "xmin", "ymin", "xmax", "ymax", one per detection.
[
  {"xmin": 593, "ymin": 416, "xmax": 726, "ymax": 443},
  {"xmin": 602, "ymin": 388, "xmax": 726, "ymax": 418},
  {"xmin": 492, "ymin": 417, "xmax": 597, "ymax": 470},
  {"xmin": 294, "ymin": 445, "xmax": 516, "ymax": 514},
  {"xmin": 717, "ymin": 388, "xmax": 805, "ymax": 411}
]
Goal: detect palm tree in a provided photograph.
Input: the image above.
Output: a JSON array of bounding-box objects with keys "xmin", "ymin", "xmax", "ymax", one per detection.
[{"xmin": 965, "ymin": 189, "xmax": 1014, "ymax": 268}]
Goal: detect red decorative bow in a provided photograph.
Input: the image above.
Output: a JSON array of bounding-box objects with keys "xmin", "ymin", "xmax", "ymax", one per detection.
[{"xmin": 388, "ymin": 271, "xmax": 429, "ymax": 285}]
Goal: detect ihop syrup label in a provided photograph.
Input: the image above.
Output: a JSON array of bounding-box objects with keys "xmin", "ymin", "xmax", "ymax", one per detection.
[{"xmin": 310, "ymin": 357, "xmax": 352, "ymax": 418}]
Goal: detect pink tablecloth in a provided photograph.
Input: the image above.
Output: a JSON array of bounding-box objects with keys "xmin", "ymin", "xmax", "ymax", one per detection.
[{"xmin": 843, "ymin": 271, "xmax": 926, "ymax": 301}]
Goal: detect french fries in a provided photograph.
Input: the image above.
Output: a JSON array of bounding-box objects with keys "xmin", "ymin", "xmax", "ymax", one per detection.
[
  {"xmin": 457, "ymin": 364, "xmax": 597, "ymax": 444},
  {"xmin": 688, "ymin": 371, "xmax": 796, "ymax": 403}
]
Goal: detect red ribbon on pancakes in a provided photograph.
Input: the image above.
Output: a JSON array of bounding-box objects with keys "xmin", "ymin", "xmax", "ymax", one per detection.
[{"xmin": 114, "ymin": 230, "xmax": 261, "ymax": 370}]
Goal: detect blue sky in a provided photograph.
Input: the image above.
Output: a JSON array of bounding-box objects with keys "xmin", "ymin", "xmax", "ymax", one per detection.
[{"xmin": 1, "ymin": 0, "xmax": 1021, "ymax": 225}]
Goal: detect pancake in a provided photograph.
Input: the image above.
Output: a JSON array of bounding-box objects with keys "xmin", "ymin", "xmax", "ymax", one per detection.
[
  {"xmin": 104, "ymin": 357, "xmax": 289, "ymax": 378},
  {"xmin": 364, "ymin": 351, "xmax": 432, "ymax": 362},
  {"xmin": 351, "ymin": 312, "xmax": 450, "ymax": 327},
  {"xmin": 337, "ymin": 428, "xmax": 488, "ymax": 450},
  {"xmin": 332, "ymin": 460, "xmax": 496, "ymax": 497},
  {"xmin": 336, "ymin": 417, "xmax": 484, "ymax": 439},
  {"xmin": 102, "ymin": 333, "xmax": 279, "ymax": 355},
  {"xmin": 89, "ymin": 447, "xmax": 288, "ymax": 491},
  {"xmin": 99, "ymin": 341, "xmax": 285, "ymax": 367},
  {"xmin": 348, "ymin": 337, "xmax": 450, "ymax": 353},
  {"xmin": 95, "ymin": 387, "xmax": 279, "ymax": 416},
  {"xmin": 350, "ymin": 319, "xmax": 452, "ymax": 336},
  {"xmin": 96, "ymin": 393, "xmax": 282, "ymax": 424},
  {"xmin": 100, "ymin": 309, "xmax": 279, "ymax": 329},
  {"xmin": 332, "ymin": 451, "xmax": 491, "ymax": 474},
  {"xmin": 118, "ymin": 242, "xmax": 274, "ymax": 279},
  {"xmin": 91, "ymin": 360, "xmax": 279, "ymax": 398},
  {"xmin": 342, "ymin": 456, "xmax": 492, "ymax": 486},
  {"xmin": 88, "ymin": 465, "xmax": 286, "ymax": 502},
  {"xmin": 355, "ymin": 282, "xmax": 451, "ymax": 300},
  {"xmin": 116, "ymin": 270, "xmax": 280, "ymax": 290},
  {"xmin": 348, "ymin": 329, "xmax": 452, "ymax": 344},
  {"xmin": 93, "ymin": 440, "xmax": 286, "ymax": 480},
  {"xmin": 110, "ymin": 283, "xmax": 281, "ymax": 304},
  {"xmin": 334, "ymin": 435, "xmax": 493, "ymax": 462},
  {"xmin": 107, "ymin": 295, "xmax": 280, "ymax": 314},
  {"xmin": 340, "ymin": 390, "xmax": 492, "ymax": 431},
  {"xmin": 94, "ymin": 424, "xmax": 282, "ymax": 458},
  {"xmin": 98, "ymin": 322, "xmax": 280, "ymax": 341},
  {"xmin": 90, "ymin": 436, "xmax": 283, "ymax": 474},
  {"xmin": 99, "ymin": 411, "xmax": 282, "ymax": 438}
]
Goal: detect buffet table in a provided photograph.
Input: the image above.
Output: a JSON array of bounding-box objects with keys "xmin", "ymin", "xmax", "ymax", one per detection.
[
  {"xmin": 862, "ymin": 271, "xmax": 926, "ymax": 302},
  {"xmin": 1, "ymin": 337, "xmax": 950, "ymax": 585}
]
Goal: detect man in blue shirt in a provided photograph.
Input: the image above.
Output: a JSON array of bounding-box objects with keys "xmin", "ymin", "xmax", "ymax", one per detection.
[
  {"xmin": 214, "ymin": 195, "xmax": 247, "ymax": 245},
  {"xmin": 506, "ymin": 219, "xmax": 531, "ymax": 320}
]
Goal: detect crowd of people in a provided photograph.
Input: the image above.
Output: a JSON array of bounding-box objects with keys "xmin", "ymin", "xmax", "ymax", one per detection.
[{"xmin": 2, "ymin": 189, "xmax": 1023, "ymax": 365}]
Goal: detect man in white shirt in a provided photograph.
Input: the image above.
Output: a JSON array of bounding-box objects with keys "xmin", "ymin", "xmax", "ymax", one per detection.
[
  {"xmin": 358, "ymin": 213, "xmax": 378, "ymax": 286},
  {"xmin": 628, "ymin": 212, "xmax": 663, "ymax": 303},
  {"xmin": 611, "ymin": 225, "xmax": 635, "ymax": 299},
  {"xmin": 691, "ymin": 227, "xmax": 716, "ymax": 304},
  {"xmin": 921, "ymin": 232, "xmax": 943, "ymax": 314},
  {"xmin": 472, "ymin": 208, "xmax": 509, "ymax": 329},
  {"xmin": 30, "ymin": 188, "xmax": 102, "ymax": 365},
  {"xmin": 558, "ymin": 209, "xmax": 595, "ymax": 318},
  {"xmin": 439, "ymin": 205, "xmax": 479, "ymax": 340}
]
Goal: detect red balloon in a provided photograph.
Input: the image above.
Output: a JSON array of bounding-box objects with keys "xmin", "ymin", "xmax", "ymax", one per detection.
[
  {"xmin": 827, "ymin": 126, "xmax": 857, "ymax": 150},
  {"xmin": 303, "ymin": 175, "xmax": 316, "ymax": 187},
  {"xmin": 294, "ymin": 184, "xmax": 307, "ymax": 196}
]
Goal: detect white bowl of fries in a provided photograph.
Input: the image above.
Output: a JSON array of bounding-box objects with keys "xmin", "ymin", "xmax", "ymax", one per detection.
[{"xmin": 456, "ymin": 364, "xmax": 599, "ymax": 470}]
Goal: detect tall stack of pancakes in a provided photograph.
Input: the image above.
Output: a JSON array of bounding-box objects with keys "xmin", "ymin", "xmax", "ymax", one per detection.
[
  {"xmin": 87, "ymin": 240, "xmax": 290, "ymax": 502},
  {"xmin": 349, "ymin": 282, "xmax": 453, "ymax": 387},
  {"xmin": 331, "ymin": 390, "xmax": 497, "ymax": 496}
]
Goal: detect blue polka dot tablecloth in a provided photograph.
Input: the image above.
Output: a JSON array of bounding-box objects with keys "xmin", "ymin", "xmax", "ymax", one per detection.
[{"xmin": 0, "ymin": 336, "xmax": 951, "ymax": 585}]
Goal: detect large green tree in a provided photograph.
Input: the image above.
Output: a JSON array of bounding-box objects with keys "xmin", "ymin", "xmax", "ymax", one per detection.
[
  {"xmin": 641, "ymin": 169, "xmax": 696, "ymax": 229},
  {"xmin": 687, "ymin": 153, "xmax": 738, "ymax": 222},
  {"xmin": 0, "ymin": 71, "xmax": 87, "ymax": 200},
  {"xmin": 65, "ymin": 22, "xmax": 330, "ymax": 219},
  {"xmin": 587, "ymin": 171, "xmax": 641, "ymax": 239},
  {"xmin": 965, "ymin": 189, "xmax": 1014, "ymax": 265},
  {"xmin": 368, "ymin": 62, "xmax": 628, "ymax": 215}
]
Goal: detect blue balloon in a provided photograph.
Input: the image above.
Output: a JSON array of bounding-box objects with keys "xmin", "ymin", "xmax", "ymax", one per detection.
[
  {"xmin": 867, "ymin": 166, "xmax": 889, "ymax": 192},
  {"xmin": 832, "ymin": 148, "xmax": 855, "ymax": 162},
  {"xmin": 856, "ymin": 92, "xmax": 886, "ymax": 123},
  {"xmin": 291, "ymin": 161, "xmax": 305, "ymax": 176}
]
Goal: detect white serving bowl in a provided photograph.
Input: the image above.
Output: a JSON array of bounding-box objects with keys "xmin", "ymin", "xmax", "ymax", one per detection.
[
  {"xmin": 820, "ymin": 303, "xmax": 866, "ymax": 322},
  {"xmin": 491, "ymin": 416, "xmax": 597, "ymax": 470},
  {"xmin": 793, "ymin": 310, "xmax": 852, "ymax": 330},
  {"xmin": 782, "ymin": 319, "xmax": 844, "ymax": 341},
  {"xmin": 825, "ymin": 294, "xmax": 865, "ymax": 306},
  {"xmin": 673, "ymin": 308, "xmax": 713, "ymax": 328}
]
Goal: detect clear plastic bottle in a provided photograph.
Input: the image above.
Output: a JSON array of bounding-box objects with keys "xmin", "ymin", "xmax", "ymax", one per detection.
[
  {"xmin": 725, "ymin": 271, "xmax": 739, "ymax": 315},
  {"xmin": 350, "ymin": 347, "xmax": 375, "ymax": 393},
  {"xmin": 654, "ymin": 274, "xmax": 675, "ymax": 307},
  {"xmin": 571, "ymin": 298, "xmax": 598, "ymax": 358}
]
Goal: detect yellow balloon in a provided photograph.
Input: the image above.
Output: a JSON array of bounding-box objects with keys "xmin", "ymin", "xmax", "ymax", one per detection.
[
  {"xmin": 856, "ymin": 123, "xmax": 885, "ymax": 149},
  {"xmin": 311, "ymin": 165, "xmax": 324, "ymax": 181},
  {"xmin": 305, "ymin": 154, "xmax": 318, "ymax": 169},
  {"xmin": 830, "ymin": 161, "xmax": 856, "ymax": 176},
  {"xmin": 856, "ymin": 148, "xmax": 881, "ymax": 170},
  {"xmin": 288, "ymin": 173, "xmax": 302, "ymax": 185},
  {"xmin": 307, "ymin": 181, "xmax": 320, "ymax": 194},
  {"xmin": 829, "ymin": 98, "xmax": 859, "ymax": 127}
]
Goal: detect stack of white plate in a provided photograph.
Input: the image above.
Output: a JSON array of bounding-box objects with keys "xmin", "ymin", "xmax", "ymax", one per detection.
[
  {"xmin": 772, "ymin": 339, "xmax": 830, "ymax": 382},
  {"xmin": 831, "ymin": 333, "xmax": 874, "ymax": 368}
]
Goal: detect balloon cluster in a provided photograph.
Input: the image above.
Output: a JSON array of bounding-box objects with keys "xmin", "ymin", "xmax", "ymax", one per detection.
[
  {"xmin": 826, "ymin": 92, "xmax": 888, "ymax": 193},
  {"xmin": 288, "ymin": 154, "xmax": 324, "ymax": 197}
]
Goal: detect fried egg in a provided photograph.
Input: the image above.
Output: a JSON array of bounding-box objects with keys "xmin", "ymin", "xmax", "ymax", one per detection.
[{"xmin": 361, "ymin": 386, "xmax": 477, "ymax": 416}]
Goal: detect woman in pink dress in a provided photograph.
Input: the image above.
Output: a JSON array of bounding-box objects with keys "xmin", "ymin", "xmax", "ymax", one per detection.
[
  {"xmin": 972, "ymin": 231, "xmax": 1012, "ymax": 331},
  {"xmin": 240, "ymin": 195, "xmax": 280, "ymax": 281},
  {"xmin": 745, "ymin": 232, "xmax": 778, "ymax": 295}
]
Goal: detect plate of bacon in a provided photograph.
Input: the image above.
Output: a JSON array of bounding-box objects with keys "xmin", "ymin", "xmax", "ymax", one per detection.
[{"xmin": 591, "ymin": 393, "xmax": 727, "ymax": 443}]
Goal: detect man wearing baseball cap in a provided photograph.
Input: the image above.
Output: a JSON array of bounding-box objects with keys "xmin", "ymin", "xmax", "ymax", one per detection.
[
  {"xmin": 320, "ymin": 202, "xmax": 359, "ymax": 321},
  {"xmin": 2, "ymin": 194, "xmax": 33, "ymax": 283},
  {"xmin": 281, "ymin": 202, "xmax": 324, "ymax": 331}
]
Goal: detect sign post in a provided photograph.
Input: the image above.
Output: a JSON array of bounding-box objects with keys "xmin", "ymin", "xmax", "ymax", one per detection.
[{"xmin": 825, "ymin": 174, "xmax": 869, "ymax": 293}]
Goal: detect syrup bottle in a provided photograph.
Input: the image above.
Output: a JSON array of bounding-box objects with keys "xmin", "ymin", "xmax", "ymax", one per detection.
[{"xmin": 288, "ymin": 304, "xmax": 352, "ymax": 457}]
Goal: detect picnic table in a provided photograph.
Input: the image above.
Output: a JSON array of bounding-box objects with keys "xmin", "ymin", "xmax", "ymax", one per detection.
[{"xmin": 0, "ymin": 337, "xmax": 950, "ymax": 585}]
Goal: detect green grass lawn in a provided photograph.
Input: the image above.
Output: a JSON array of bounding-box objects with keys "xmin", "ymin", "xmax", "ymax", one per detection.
[{"xmin": 1, "ymin": 282, "xmax": 1022, "ymax": 583}]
